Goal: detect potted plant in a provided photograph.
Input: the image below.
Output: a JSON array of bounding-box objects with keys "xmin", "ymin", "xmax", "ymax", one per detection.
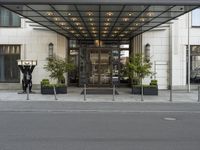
[
  {"xmin": 41, "ymin": 56, "xmax": 74, "ymax": 94},
  {"xmin": 126, "ymin": 54, "xmax": 154, "ymax": 100}
]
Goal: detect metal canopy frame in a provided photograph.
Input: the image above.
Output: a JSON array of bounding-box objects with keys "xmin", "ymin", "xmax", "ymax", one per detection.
[{"xmin": 0, "ymin": 1, "xmax": 199, "ymax": 41}]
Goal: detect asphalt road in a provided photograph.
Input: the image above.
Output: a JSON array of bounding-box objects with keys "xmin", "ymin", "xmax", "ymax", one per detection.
[{"xmin": 0, "ymin": 110, "xmax": 200, "ymax": 150}]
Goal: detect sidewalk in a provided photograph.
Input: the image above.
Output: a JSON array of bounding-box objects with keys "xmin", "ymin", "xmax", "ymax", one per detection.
[{"xmin": 0, "ymin": 87, "xmax": 199, "ymax": 103}]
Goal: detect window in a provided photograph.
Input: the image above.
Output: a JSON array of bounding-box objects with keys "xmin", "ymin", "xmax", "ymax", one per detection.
[
  {"xmin": 0, "ymin": 45, "xmax": 20, "ymax": 83},
  {"xmin": 0, "ymin": 7, "xmax": 21, "ymax": 27},
  {"xmin": 192, "ymin": 8, "xmax": 200, "ymax": 27}
]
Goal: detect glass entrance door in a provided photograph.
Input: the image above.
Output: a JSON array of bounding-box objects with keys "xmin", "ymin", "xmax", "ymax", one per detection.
[{"xmin": 88, "ymin": 48, "xmax": 111, "ymax": 86}]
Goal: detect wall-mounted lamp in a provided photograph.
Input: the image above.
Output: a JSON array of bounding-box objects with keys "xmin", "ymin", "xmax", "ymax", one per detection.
[
  {"xmin": 48, "ymin": 42, "xmax": 54, "ymax": 57},
  {"xmin": 145, "ymin": 43, "xmax": 150, "ymax": 62}
]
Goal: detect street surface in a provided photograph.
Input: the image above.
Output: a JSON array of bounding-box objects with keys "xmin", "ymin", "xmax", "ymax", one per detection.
[{"xmin": 0, "ymin": 102, "xmax": 200, "ymax": 150}]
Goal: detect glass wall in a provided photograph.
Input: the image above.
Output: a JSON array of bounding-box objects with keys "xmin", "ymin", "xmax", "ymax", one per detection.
[
  {"xmin": 0, "ymin": 7, "xmax": 21, "ymax": 27},
  {"xmin": 0, "ymin": 45, "xmax": 20, "ymax": 83},
  {"xmin": 68, "ymin": 40, "xmax": 130, "ymax": 87}
]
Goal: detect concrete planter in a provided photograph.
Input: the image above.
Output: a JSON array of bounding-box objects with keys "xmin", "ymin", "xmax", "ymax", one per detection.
[
  {"xmin": 132, "ymin": 86, "xmax": 158, "ymax": 95},
  {"xmin": 41, "ymin": 85, "xmax": 67, "ymax": 94}
]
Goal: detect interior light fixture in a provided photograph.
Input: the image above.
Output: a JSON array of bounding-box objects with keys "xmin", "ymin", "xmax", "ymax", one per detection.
[
  {"xmin": 79, "ymin": 27, "xmax": 83, "ymax": 30},
  {"xmin": 71, "ymin": 30, "xmax": 75, "ymax": 33},
  {"xmin": 90, "ymin": 23, "xmax": 95, "ymax": 26},
  {"xmin": 119, "ymin": 34, "xmax": 125, "ymax": 37},
  {"xmin": 104, "ymin": 27, "xmax": 108, "ymax": 30},
  {"xmin": 114, "ymin": 31, "xmax": 118, "ymax": 34},
  {"xmin": 103, "ymin": 31, "xmax": 108, "ymax": 34}
]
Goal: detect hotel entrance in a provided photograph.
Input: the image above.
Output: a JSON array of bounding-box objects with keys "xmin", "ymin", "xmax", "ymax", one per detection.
[
  {"xmin": 69, "ymin": 41, "xmax": 130, "ymax": 87},
  {"xmin": 88, "ymin": 48, "xmax": 117, "ymax": 87}
]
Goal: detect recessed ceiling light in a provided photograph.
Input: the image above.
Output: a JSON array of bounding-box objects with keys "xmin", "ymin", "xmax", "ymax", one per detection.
[
  {"xmin": 92, "ymin": 31, "xmax": 97, "ymax": 34},
  {"xmin": 67, "ymin": 12, "xmax": 72, "ymax": 16},
  {"xmin": 89, "ymin": 18, "xmax": 93, "ymax": 22},
  {"xmin": 103, "ymin": 31, "xmax": 108, "ymax": 34},
  {"xmin": 114, "ymin": 31, "xmax": 118, "ymax": 34},
  {"xmin": 79, "ymin": 27, "xmax": 83, "ymax": 30},
  {"xmin": 65, "ymin": 27, "xmax": 70, "ymax": 30},
  {"xmin": 71, "ymin": 30, "xmax": 75, "ymax": 33},
  {"xmin": 71, "ymin": 17, "xmax": 77, "ymax": 21},
  {"xmin": 106, "ymin": 12, "xmax": 113, "ymax": 16},
  {"xmin": 91, "ymin": 27, "xmax": 96, "ymax": 30},
  {"xmin": 119, "ymin": 34, "xmax": 125, "ymax": 37},
  {"xmin": 123, "ymin": 18, "xmax": 129, "ymax": 22},
  {"xmin": 135, "ymin": 23, "xmax": 139, "ymax": 26},
  {"xmin": 104, "ymin": 27, "xmax": 108, "ymax": 30},
  {"xmin": 76, "ymin": 22, "xmax": 81, "ymax": 26},
  {"xmin": 60, "ymin": 22, "xmax": 66, "ymax": 26},
  {"xmin": 140, "ymin": 18, "xmax": 145, "ymax": 22},
  {"xmin": 47, "ymin": 12, "xmax": 54, "ymax": 16},
  {"xmin": 104, "ymin": 23, "xmax": 110, "ymax": 26},
  {"xmin": 54, "ymin": 17, "xmax": 60, "ymax": 21},
  {"xmin": 88, "ymin": 11, "xmax": 93, "ymax": 16},
  {"xmin": 147, "ymin": 12, "xmax": 154, "ymax": 17},
  {"xmin": 90, "ymin": 23, "xmax": 95, "ymax": 26},
  {"xmin": 106, "ymin": 18, "xmax": 111, "ymax": 22},
  {"xmin": 128, "ymin": 12, "xmax": 133, "ymax": 16}
]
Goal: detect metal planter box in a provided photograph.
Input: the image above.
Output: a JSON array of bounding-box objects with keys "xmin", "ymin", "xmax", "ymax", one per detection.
[
  {"xmin": 132, "ymin": 86, "xmax": 158, "ymax": 95},
  {"xmin": 41, "ymin": 86, "xmax": 67, "ymax": 94}
]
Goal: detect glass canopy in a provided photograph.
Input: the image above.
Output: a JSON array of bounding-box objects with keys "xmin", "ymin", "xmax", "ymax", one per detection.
[{"xmin": 1, "ymin": 4, "xmax": 198, "ymax": 40}]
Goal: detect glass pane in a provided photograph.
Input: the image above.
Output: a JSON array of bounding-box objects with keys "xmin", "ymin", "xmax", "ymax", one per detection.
[
  {"xmin": 120, "ymin": 50, "xmax": 129, "ymax": 83},
  {"xmin": 0, "ymin": 8, "xmax": 10, "ymax": 26},
  {"xmin": 0, "ymin": 45, "xmax": 20, "ymax": 82},
  {"xmin": 192, "ymin": 8, "xmax": 200, "ymax": 27}
]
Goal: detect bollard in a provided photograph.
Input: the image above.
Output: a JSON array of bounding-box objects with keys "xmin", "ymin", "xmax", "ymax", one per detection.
[
  {"xmin": 84, "ymin": 84, "xmax": 86, "ymax": 101},
  {"xmin": 27, "ymin": 83, "xmax": 29, "ymax": 100},
  {"xmin": 198, "ymin": 86, "xmax": 200, "ymax": 102},
  {"xmin": 112, "ymin": 84, "xmax": 115, "ymax": 101},
  {"xmin": 53, "ymin": 85, "xmax": 58, "ymax": 100}
]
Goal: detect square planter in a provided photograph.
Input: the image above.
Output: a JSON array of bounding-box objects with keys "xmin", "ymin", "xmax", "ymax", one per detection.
[
  {"xmin": 41, "ymin": 85, "xmax": 67, "ymax": 94},
  {"xmin": 132, "ymin": 86, "xmax": 158, "ymax": 95}
]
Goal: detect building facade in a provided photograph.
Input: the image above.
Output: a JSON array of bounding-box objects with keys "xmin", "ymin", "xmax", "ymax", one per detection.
[{"xmin": 0, "ymin": 6, "xmax": 200, "ymax": 90}]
